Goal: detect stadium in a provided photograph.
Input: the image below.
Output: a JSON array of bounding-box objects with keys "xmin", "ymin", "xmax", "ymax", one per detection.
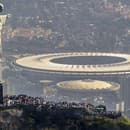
[
  {"xmin": 15, "ymin": 52, "xmax": 130, "ymax": 75},
  {"xmin": 15, "ymin": 52, "xmax": 130, "ymax": 112}
]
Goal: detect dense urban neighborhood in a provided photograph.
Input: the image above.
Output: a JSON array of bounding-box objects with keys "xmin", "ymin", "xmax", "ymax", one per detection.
[{"xmin": 0, "ymin": 0, "xmax": 130, "ymax": 129}]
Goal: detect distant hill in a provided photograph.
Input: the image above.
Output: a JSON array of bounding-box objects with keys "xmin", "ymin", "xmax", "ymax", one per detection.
[{"xmin": 3, "ymin": 0, "xmax": 130, "ymax": 54}]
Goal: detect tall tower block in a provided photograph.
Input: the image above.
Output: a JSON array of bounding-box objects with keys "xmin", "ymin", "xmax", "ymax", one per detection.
[
  {"xmin": 0, "ymin": 15, "xmax": 8, "ymax": 63},
  {"xmin": 0, "ymin": 4, "xmax": 8, "ymax": 103}
]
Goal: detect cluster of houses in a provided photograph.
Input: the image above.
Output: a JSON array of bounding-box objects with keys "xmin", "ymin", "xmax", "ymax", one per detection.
[{"xmin": 3, "ymin": 94, "xmax": 122, "ymax": 118}]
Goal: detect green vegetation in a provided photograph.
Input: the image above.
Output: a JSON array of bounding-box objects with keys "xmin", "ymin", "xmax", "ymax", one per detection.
[{"xmin": 0, "ymin": 105, "xmax": 130, "ymax": 130}]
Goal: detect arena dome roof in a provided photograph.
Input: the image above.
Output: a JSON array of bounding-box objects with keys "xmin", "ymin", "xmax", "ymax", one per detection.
[{"xmin": 57, "ymin": 79, "xmax": 120, "ymax": 92}]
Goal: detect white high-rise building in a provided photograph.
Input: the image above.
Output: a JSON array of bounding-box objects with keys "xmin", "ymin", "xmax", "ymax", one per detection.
[{"xmin": 0, "ymin": 4, "xmax": 8, "ymax": 100}]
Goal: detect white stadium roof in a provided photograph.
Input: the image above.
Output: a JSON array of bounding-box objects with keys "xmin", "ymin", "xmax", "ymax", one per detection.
[{"xmin": 15, "ymin": 52, "xmax": 130, "ymax": 75}]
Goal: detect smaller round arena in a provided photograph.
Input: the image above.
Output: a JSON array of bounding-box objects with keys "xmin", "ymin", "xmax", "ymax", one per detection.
[
  {"xmin": 57, "ymin": 79, "xmax": 120, "ymax": 109},
  {"xmin": 57, "ymin": 79, "xmax": 120, "ymax": 93}
]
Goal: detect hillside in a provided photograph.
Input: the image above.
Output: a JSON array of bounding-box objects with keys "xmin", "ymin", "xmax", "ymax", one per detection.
[{"xmin": 0, "ymin": 105, "xmax": 130, "ymax": 130}]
